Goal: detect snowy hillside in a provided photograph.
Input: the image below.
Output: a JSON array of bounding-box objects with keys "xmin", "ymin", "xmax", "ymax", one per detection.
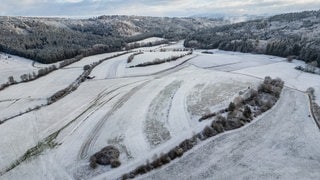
[
  {"xmin": 0, "ymin": 16, "xmax": 226, "ymax": 64},
  {"xmin": 0, "ymin": 53, "xmax": 58, "ymax": 85},
  {"xmin": 185, "ymin": 10, "xmax": 320, "ymax": 68},
  {"xmin": 1, "ymin": 41, "xmax": 320, "ymax": 180}
]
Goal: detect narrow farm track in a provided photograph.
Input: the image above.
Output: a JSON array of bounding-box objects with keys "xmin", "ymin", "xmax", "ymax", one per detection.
[{"xmin": 106, "ymin": 60, "xmax": 122, "ymax": 78}]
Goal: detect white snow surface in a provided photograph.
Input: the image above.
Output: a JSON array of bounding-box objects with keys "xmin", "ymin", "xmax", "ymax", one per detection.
[
  {"xmin": 234, "ymin": 60, "xmax": 320, "ymax": 104},
  {"xmin": 127, "ymin": 37, "xmax": 165, "ymax": 46},
  {"xmin": 128, "ymin": 51, "xmax": 191, "ymax": 67},
  {"xmin": 138, "ymin": 88, "xmax": 320, "ymax": 180},
  {"xmin": 190, "ymin": 49, "xmax": 284, "ymax": 71},
  {"xmin": 0, "ymin": 53, "xmax": 48, "ymax": 85},
  {"xmin": 1, "ymin": 45, "xmax": 320, "ymax": 180}
]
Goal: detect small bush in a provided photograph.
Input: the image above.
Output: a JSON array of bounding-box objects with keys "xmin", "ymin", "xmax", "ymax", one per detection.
[
  {"xmin": 110, "ymin": 159, "xmax": 121, "ymax": 168},
  {"xmin": 151, "ymin": 158, "xmax": 163, "ymax": 168},
  {"xmin": 179, "ymin": 139, "xmax": 194, "ymax": 151},
  {"xmin": 228, "ymin": 102, "xmax": 236, "ymax": 112},
  {"xmin": 174, "ymin": 147, "xmax": 184, "ymax": 157},
  {"xmin": 83, "ymin": 65, "xmax": 91, "ymax": 70},
  {"xmin": 307, "ymin": 87, "xmax": 316, "ymax": 100},
  {"xmin": 201, "ymin": 126, "xmax": 214, "ymax": 139},
  {"xmin": 234, "ymin": 96, "xmax": 244, "ymax": 108},
  {"xmin": 89, "ymin": 156, "xmax": 97, "ymax": 169},
  {"xmin": 199, "ymin": 112, "xmax": 216, "ymax": 121},
  {"xmin": 287, "ymin": 56, "xmax": 294, "ymax": 62},
  {"xmin": 215, "ymin": 115, "xmax": 227, "ymax": 127},
  {"xmin": 211, "ymin": 121, "xmax": 224, "ymax": 133},
  {"xmin": 243, "ymin": 106, "xmax": 252, "ymax": 118},
  {"xmin": 90, "ymin": 145, "xmax": 121, "ymax": 168},
  {"xmin": 159, "ymin": 153, "xmax": 171, "ymax": 164},
  {"xmin": 122, "ymin": 173, "xmax": 130, "ymax": 180},
  {"xmin": 168, "ymin": 149, "xmax": 177, "ymax": 160},
  {"xmin": 134, "ymin": 165, "xmax": 148, "ymax": 175},
  {"xmin": 258, "ymin": 83, "xmax": 272, "ymax": 93},
  {"xmin": 225, "ymin": 118, "xmax": 244, "ymax": 130},
  {"xmin": 271, "ymin": 78, "xmax": 284, "ymax": 88}
]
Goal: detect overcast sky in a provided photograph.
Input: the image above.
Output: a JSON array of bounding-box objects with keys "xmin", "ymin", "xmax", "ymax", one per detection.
[{"xmin": 0, "ymin": 0, "xmax": 319, "ymax": 17}]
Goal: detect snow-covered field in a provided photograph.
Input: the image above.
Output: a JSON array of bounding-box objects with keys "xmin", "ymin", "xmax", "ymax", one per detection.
[
  {"xmin": 127, "ymin": 37, "xmax": 165, "ymax": 46},
  {"xmin": 0, "ymin": 53, "xmax": 49, "ymax": 85},
  {"xmin": 139, "ymin": 88, "xmax": 320, "ymax": 180},
  {"xmin": 128, "ymin": 51, "xmax": 191, "ymax": 67},
  {"xmin": 190, "ymin": 49, "xmax": 284, "ymax": 71},
  {"xmin": 1, "ymin": 42, "xmax": 320, "ymax": 180},
  {"xmin": 91, "ymin": 52, "xmax": 196, "ymax": 79}
]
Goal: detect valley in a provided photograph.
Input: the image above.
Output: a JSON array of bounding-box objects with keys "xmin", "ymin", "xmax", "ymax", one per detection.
[{"xmin": 1, "ymin": 38, "xmax": 320, "ymax": 180}]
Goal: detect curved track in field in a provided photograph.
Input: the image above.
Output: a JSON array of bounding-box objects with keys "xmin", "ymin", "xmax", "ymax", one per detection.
[
  {"xmin": 140, "ymin": 88, "xmax": 320, "ymax": 180},
  {"xmin": 78, "ymin": 80, "xmax": 151, "ymax": 159},
  {"xmin": 78, "ymin": 56, "xmax": 196, "ymax": 160}
]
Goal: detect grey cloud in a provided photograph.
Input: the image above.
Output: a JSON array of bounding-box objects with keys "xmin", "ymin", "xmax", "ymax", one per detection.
[{"xmin": 0, "ymin": 0, "xmax": 319, "ymax": 17}]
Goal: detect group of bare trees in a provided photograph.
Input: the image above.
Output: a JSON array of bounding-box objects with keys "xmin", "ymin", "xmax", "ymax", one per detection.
[
  {"xmin": 129, "ymin": 51, "xmax": 193, "ymax": 68},
  {"xmin": 0, "ymin": 65, "xmax": 57, "ymax": 91}
]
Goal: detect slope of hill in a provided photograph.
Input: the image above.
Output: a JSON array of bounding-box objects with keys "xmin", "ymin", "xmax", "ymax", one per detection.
[
  {"xmin": 0, "ymin": 16, "xmax": 225, "ymax": 64},
  {"xmin": 139, "ymin": 88, "xmax": 320, "ymax": 180},
  {"xmin": 185, "ymin": 10, "xmax": 320, "ymax": 67},
  {"xmin": 1, "ymin": 41, "xmax": 320, "ymax": 180}
]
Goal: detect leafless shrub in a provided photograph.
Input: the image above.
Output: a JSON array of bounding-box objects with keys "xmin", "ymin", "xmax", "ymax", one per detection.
[
  {"xmin": 83, "ymin": 65, "xmax": 91, "ymax": 70},
  {"xmin": 287, "ymin": 56, "xmax": 294, "ymax": 62},
  {"xmin": 211, "ymin": 120, "xmax": 224, "ymax": 133},
  {"xmin": 159, "ymin": 153, "xmax": 171, "ymax": 165},
  {"xmin": 307, "ymin": 87, "xmax": 316, "ymax": 100},
  {"xmin": 179, "ymin": 139, "xmax": 194, "ymax": 151},
  {"xmin": 243, "ymin": 105, "xmax": 252, "ymax": 118},
  {"xmin": 89, "ymin": 156, "xmax": 97, "ymax": 169},
  {"xmin": 234, "ymin": 96, "xmax": 244, "ymax": 108},
  {"xmin": 110, "ymin": 159, "xmax": 121, "ymax": 168},
  {"xmin": 199, "ymin": 112, "xmax": 216, "ymax": 121},
  {"xmin": 201, "ymin": 126, "xmax": 217, "ymax": 139},
  {"xmin": 90, "ymin": 145, "xmax": 121, "ymax": 168}
]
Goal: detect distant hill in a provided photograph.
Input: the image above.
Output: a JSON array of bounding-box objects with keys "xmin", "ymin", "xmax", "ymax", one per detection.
[
  {"xmin": 0, "ymin": 16, "xmax": 225, "ymax": 64},
  {"xmin": 185, "ymin": 10, "xmax": 320, "ymax": 67},
  {"xmin": 191, "ymin": 13, "xmax": 268, "ymax": 23}
]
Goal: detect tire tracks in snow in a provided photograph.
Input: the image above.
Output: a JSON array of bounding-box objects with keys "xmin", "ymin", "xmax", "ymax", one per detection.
[
  {"xmin": 78, "ymin": 57, "xmax": 195, "ymax": 160},
  {"xmin": 103, "ymin": 55, "xmax": 198, "ymax": 80},
  {"xmin": 78, "ymin": 80, "xmax": 151, "ymax": 159},
  {"xmin": 106, "ymin": 60, "xmax": 122, "ymax": 79},
  {"xmin": 61, "ymin": 79, "xmax": 148, "ymax": 141}
]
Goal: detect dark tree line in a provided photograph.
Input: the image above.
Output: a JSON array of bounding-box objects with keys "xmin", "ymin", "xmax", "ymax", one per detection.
[
  {"xmin": 0, "ymin": 17, "xmax": 125, "ymax": 64},
  {"xmin": 185, "ymin": 10, "xmax": 320, "ymax": 67},
  {"xmin": 0, "ymin": 16, "xmax": 224, "ymax": 64}
]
